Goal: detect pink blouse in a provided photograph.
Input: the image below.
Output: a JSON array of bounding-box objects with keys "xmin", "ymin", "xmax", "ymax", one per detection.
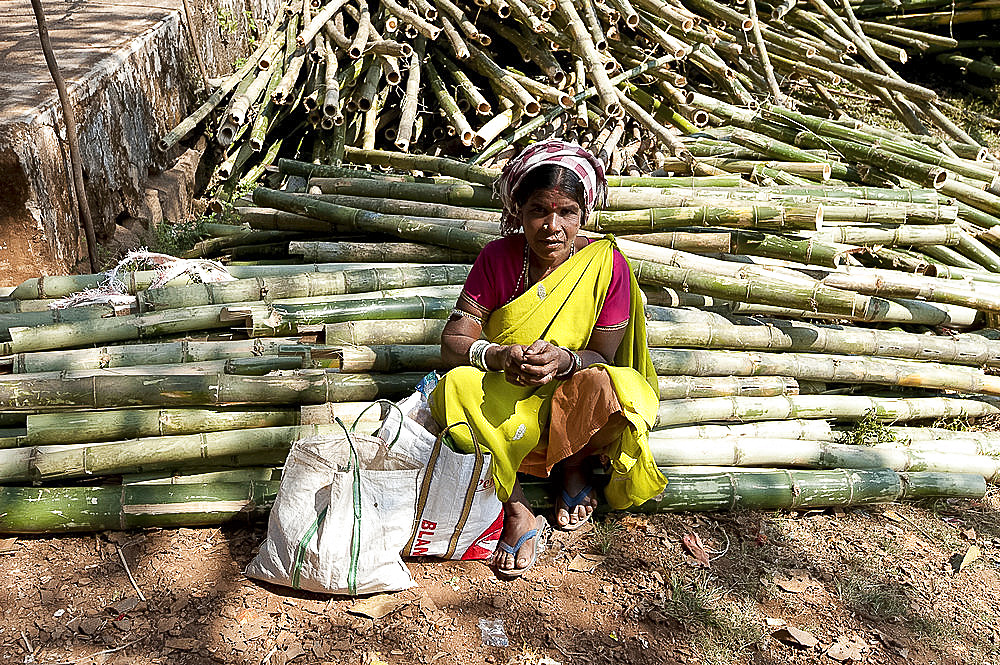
[{"xmin": 459, "ymin": 234, "xmax": 630, "ymax": 331}]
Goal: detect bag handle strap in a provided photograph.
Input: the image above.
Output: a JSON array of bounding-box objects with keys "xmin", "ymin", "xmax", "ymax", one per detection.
[
  {"xmin": 404, "ymin": 421, "xmax": 488, "ymax": 559},
  {"xmin": 336, "ymin": 417, "xmax": 363, "ymax": 595},
  {"xmin": 290, "ymin": 418, "xmax": 361, "ymax": 592},
  {"xmin": 350, "ymin": 399, "xmax": 405, "ymax": 448}
]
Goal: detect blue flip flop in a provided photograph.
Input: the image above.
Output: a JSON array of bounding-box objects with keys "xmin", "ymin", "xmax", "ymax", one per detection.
[
  {"xmin": 493, "ymin": 515, "xmax": 547, "ymax": 580},
  {"xmin": 556, "ymin": 485, "xmax": 595, "ymax": 531}
]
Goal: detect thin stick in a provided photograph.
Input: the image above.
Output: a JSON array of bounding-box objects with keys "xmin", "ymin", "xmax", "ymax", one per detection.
[
  {"xmin": 117, "ymin": 546, "xmax": 147, "ymax": 602},
  {"xmin": 181, "ymin": 0, "xmax": 211, "ymax": 91},
  {"xmin": 29, "ymin": 0, "xmax": 99, "ymax": 273}
]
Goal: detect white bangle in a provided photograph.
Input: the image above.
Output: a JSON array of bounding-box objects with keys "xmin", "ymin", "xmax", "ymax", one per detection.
[{"xmin": 469, "ymin": 340, "xmax": 497, "ymax": 371}]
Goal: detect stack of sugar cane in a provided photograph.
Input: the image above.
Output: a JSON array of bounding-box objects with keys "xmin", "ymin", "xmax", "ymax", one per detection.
[{"xmin": 7, "ymin": 141, "xmax": 1000, "ymax": 533}]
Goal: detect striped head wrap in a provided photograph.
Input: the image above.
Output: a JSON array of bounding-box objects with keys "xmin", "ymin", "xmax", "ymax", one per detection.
[{"xmin": 496, "ymin": 139, "xmax": 607, "ymax": 234}]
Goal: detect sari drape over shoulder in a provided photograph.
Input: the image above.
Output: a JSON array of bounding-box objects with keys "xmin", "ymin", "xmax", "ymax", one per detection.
[{"xmin": 429, "ymin": 237, "xmax": 666, "ymax": 510}]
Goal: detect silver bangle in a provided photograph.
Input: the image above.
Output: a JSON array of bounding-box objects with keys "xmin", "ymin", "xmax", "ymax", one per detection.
[
  {"xmin": 555, "ymin": 346, "xmax": 582, "ymax": 379},
  {"xmin": 469, "ymin": 340, "xmax": 496, "ymax": 371}
]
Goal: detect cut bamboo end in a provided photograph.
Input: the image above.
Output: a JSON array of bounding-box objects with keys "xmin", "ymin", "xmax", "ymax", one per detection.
[
  {"xmin": 740, "ymin": 18, "xmax": 754, "ymax": 30},
  {"xmin": 625, "ymin": 13, "xmax": 639, "ymax": 27},
  {"xmin": 524, "ymin": 101, "xmax": 541, "ymax": 116},
  {"xmin": 460, "ymin": 130, "xmax": 475, "ymax": 146},
  {"xmin": 931, "ymin": 170, "xmax": 949, "ymax": 190},
  {"xmin": 349, "ymin": 46, "xmax": 363, "ymax": 59},
  {"xmin": 217, "ymin": 123, "xmax": 237, "ymax": 147},
  {"xmin": 386, "ymin": 71, "xmax": 402, "ymax": 85},
  {"xmin": 478, "ymin": 35, "xmax": 492, "ymax": 46}
]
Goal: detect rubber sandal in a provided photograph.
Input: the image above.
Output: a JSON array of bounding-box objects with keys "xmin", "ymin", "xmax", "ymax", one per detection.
[
  {"xmin": 493, "ymin": 515, "xmax": 547, "ymax": 580},
  {"xmin": 556, "ymin": 485, "xmax": 595, "ymax": 532}
]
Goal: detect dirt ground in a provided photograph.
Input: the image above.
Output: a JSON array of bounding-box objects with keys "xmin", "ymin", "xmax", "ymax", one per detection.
[{"xmin": 3, "ymin": 495, "xmax": 1000, "ymax": 665}]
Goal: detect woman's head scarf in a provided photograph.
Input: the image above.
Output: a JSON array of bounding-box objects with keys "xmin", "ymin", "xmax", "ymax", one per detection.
[{"xmin": 496, "ymin": 140, "xmax": 608, "ymax": 234}]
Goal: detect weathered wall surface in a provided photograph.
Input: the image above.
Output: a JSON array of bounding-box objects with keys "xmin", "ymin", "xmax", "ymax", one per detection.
[{"xmin": 0, "ymin": 0, "xmax": 279, "ymax": 285}]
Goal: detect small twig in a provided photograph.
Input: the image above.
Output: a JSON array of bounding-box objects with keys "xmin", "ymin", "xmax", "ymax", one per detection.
[
  {"xmin": 897, "ymin": 511, "xmax": 939, "ymax": 543},
  {"xmin": 117, "ymin": 547, "xmax": 146, "ymax": 602},
  {"xmin": 259, "ymin": 646, "xmax": 279, "ymax": 665},
  {"xmin": 48, "ymin": 637, "xmax": 143, "ymax": 665},
  {"xmin": 20, "ymin": 629, "xmax": 34, "ymax": 656}
]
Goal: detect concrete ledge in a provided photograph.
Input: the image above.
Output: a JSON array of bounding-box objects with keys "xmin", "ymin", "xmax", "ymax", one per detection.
[{"xmin": 0, "ymin": 0, "xmax": 277, "ymax": 283}]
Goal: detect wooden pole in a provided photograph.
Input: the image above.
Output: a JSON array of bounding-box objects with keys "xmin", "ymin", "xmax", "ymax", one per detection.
[{"xmin": 30, "ymin": 0, "xmax": 99, "ymax": 273}]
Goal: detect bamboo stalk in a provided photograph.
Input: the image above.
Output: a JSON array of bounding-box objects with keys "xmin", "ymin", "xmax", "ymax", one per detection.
[
  {"xmin": 305, "ymin": 193, "xmax": 501, "ymax": 221},
  {"xmin": 654, "ymin": 394, "xmax": 999, "ymax": 428},
  {"xmin": 591, "ymin": 204, "xmax": 822, "ymax": 232},
  {"xmin": 0, "ymin": 370, "xmax": 423, "ymax": 410},
  {"xmin": 288, "ymin": 241, "xmax": 476, "ymax": 263},
  {"xmin": 646, "ymin": 315, "xmax": 1000, "ymax": 366},
  {"xmin": 24, "ymin": 408, "xmax": 300, "ymax": 445},
  {"xmin": 648, "ymin": 347, "xmax": 1000, "ymax": 396},
  {"xmin": 648, "ymin": 438, "xmax": 1000, "ymax": 481},
  {"xmin": 396, "ymin": 36, "xmax": 425, "ymax": 151},
  {"xmin": 0, "ymin": 482, "xmax": 281, "ymax": 534},
  {"xmin": 323, "ymin": 318, "xmax": 445, "ymax": 345}
]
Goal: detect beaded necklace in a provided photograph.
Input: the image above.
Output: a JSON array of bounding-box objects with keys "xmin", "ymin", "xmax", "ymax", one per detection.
[{"xmin": 517, "ymin": 237, "xmax": 576, "ymax": 297}]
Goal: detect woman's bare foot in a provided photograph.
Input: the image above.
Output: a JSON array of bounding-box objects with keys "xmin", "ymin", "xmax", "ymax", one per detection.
[
  {"xmin": 556, "ymin": 462, "xmax": 597, "ymax": 529},
  {"xmin": 493, "ymin": 482, "xmax": 538, "ymax": 573}
]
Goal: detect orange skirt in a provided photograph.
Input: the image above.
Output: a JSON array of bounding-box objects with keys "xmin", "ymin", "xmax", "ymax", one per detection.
[{"xmin": 518, "ymin": 367, "xmax": 627, "ymax": 478}]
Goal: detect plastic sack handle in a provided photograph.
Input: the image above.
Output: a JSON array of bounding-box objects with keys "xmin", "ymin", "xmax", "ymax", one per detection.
[
  {"xmin": 350, "ymin": 399, "xmax": 405, "ymax": 449},
  {"xmin": 335, "ymin": 416, "xmax": 362, "ymax": 595},
  {"xmin": 404, "ymin": 420, "xmax": 489, "ymax": 559},
  {"xmin": 291, "ymin": 417, "xmax": 361, "ymax": 593}
]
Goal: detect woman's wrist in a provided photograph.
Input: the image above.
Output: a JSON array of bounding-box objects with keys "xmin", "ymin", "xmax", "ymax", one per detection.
[
  {"xmin": 555, "ymin": 346, "xmax": 581, "ymax": 379},
  {"xmin": 484, "ymin": 344, "xmax": 503, "ymax": 371},
  {"xmin": 469, "ymin": 340, "xmax": 499, "ymax": 371}
]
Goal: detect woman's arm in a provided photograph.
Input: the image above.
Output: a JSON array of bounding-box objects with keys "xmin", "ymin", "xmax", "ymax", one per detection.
[
  {"xmin": 440, "ymin": 303, "xmax": 486, "ymax": 368},
  {"xmin": 441, "ymin": 303, "xmax": 528, "ymax": 382}
]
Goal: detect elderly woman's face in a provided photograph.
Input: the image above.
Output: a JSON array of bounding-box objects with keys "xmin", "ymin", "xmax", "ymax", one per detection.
[{"xmin": 519, "ymin": 188, "xmax": 581, "ymax": 265}]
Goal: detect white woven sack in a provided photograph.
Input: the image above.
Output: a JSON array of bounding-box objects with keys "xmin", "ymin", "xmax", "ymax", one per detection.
[
  {"xmin": 383, "ymin": 392, "xmax": 504, "ymax": 561},
  {"xmin": 245, "ymin": 422, "xmax": 421, "ymax": 595}
]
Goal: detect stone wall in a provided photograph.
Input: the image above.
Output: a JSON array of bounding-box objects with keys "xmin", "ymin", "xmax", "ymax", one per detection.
[{"xmin": 0, "ymin": 0, "xmax": 279, "ymax": 285}]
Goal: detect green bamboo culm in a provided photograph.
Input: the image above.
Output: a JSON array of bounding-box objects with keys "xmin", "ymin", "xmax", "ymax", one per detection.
[
  {"xmin": 0, "ymin": 482, "xmax": 281, "ymax": 534},
  {"xmin": 519, "ymin": 468, "xmax": 985, "ymax": 513}
]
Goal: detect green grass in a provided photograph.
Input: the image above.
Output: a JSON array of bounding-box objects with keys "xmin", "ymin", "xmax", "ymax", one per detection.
[
  {"xmin": 662, "ymin": 572, "xmax": 765, "ymax": 665},
  {"xmin": 589, "ymin": 517, "xmax": 624, "ymax": 555},
  {"xmin": 842, "ymin": 410, "xmax": 898, "ymax": 447},
  {"xmin": 217, "ymin": 8, "xmax": 240, "ymax": 36},
  {"xmin": 150, "ymin": 218, "xmax": 207, "ymax": 257}
]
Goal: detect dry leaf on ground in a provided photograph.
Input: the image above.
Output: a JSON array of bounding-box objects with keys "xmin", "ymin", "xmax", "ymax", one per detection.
[
  {"xmin": 681, "ymin": 532, "xmax": 710, "ymax": 567},
  {"xmin": 772, "ymin": 626, "xmax": 820, "ymax": 649}
]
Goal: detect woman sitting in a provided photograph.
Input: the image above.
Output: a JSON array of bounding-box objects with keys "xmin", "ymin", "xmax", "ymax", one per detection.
[{"xmin": 430, "ymin": 140, "xmax": 665, "ymax": 579}]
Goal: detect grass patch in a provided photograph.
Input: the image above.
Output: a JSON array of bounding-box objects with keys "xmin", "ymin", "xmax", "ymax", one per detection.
[
  {"xmin": 589, "ymin": 517, "xmax": 624, "ymax": 555},
  {"xmin": 842, "ymin": 410, "xmax": 897, "ymax": 447},
  {"xmin": 150, "ymin": 218, "xmax": 207, "ymax": 257},
  {"xmin": 662, "ymin": 572, "xmax": 765, "ymax": 665},
  {"xmin": 837, "ymin": 572, "xmax": 911, "ymax": 622},
  {"xmin": 931, "ymin": 416, "xmax": 974, "ymax": 432}
]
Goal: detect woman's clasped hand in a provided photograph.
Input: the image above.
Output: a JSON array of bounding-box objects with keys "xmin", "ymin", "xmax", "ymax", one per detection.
[{"xmin": 492, "ymin": 341, "xmax": 569, "ymax": 386}]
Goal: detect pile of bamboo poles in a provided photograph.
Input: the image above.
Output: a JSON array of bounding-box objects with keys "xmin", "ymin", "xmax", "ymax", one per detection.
[
  {"xmin": 158, "ymin": 0, "xmax": 1000, "ymax": 206},
  {"xmin": 6, "ymin": 143, "xmax": 1000, "ymax": 532}
]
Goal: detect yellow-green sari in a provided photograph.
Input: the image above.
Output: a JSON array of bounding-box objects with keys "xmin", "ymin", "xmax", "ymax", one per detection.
[{"xmin": 429, "ymin": 237, "xmax": 665, "ymax": 510}]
